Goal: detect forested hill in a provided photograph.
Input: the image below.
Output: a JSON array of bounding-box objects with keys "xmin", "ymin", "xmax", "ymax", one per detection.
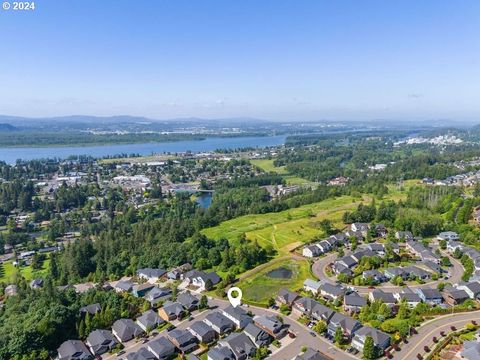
[{"xmin": 0, "ymin": 123, "xmax": 18, "ymax": 132}]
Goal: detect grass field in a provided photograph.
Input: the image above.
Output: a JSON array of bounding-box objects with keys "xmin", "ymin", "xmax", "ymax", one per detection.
[
  {"xmin": 238, "ymin": 258, "xmax": 311, "ymax": 306},
  {"xmin": 202, "ymin": 195, "xmax": 367, "ymax": 255},
  {"xmin": 250, "ymin": 159, "xmax": 289, "ymax": 174},
  {"xmin": 0, "ymin": 259, "xmax": 50, "ymax": 283}
]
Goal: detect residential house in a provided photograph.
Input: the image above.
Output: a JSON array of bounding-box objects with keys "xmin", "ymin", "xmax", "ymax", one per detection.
[
  {"xmin": 112, "ymin": 318, "xmax": 144, "ymax": 342},
  {"xmin": 146, "ymin": 337, "xmax": 176, "ymax": 360},
  {"xmin": 133, "ymin": 283, "xmax": 155, "ymax": 298},
  {"xmin": 30, "ymin": 278, "xmax": 43, "ymax": 289},
  {"xmin": 218, "ymin": 332, "xmax": 256, "ymax": 360},
  {"xmin": 395, "ymin": 231, "xmax": 414, "ymax": 241},
  {"xmin": 136, "ymin": 268, "xmax": 167, "ymax": 283},
  {"xmin": 352, "ymin": 326, "xmax": 390, "ymax": 353},
  {"xmin": 303, "ymin": 244, "xmax": 322, "ymax": 258},
  {"xmin": 79, "ymin": 303, "xmax": 101, "ymax": 316},
  {"xmin": 437, "ymin": 231, "xmax": 459, "ymax": 242},
  {"xmin": 319, "ymin": 283, "xmax": 345, "ymax": 302},
  {"xmin": 447, "ymin": 240, "xmax": 464, "ymax": 253},
  {"xmin": 125, "ymin": 348, "xmax": 156, "ymax": 360},
  {"xmin": 254, "ymin": 315, "xmax": 287, "ymax": 339},
  {"xmin": 136, "ymin": 310, "xmax": 164, "ymax": 332},
  {"xmin": 327, "ymin": 313, "xmax": 362, "ymax": 339},
  {"xmin": 303, "ymin": 279, "xmax": 322, "ymax": 294},
  {"xmin": 374, "ymin": 224, "xmax": 388, "ymax": 238},
  {"xmin": 310, "ymin": 302, "xmax": 336, "ymax": 323},
  {"xmin": 295, "ymin": 348, "xmax": 329, "ymax": 360},
  {"xmin": 460, "ymin": 341, "xmax": 480, "ymax": 360},
  {"xmin": 276, "ymin": 289, "xmax": 300, "ymax": 307},
  {"xmin": 416, "ymin": 288, "xmax": 443, "ymax": 305},
  {"xmin": 456, "ymin": 281, "xmax": 480, "ymax": 299},
  {"xmin": 334, "ymin": 255, "xmax": 358, "ymax": 270},
  {"xmin": 158, "ymin": 301, "xmax": 185, "ymax": 321},
  {"xmin": 424, "ymin": 260, "xmax": 443, "ymax": 274},
  {"xmin": 333, "ymin": 263, "xmax": 353, "ymax": 277},
  {"xmin": 344, "ymin": 293, "xmax": 367, "ymax": 314},
  {"xmin": 204, "ymin": 312, "xmax": 236, "ymax": 335},
  {"xmin": 244, "ymin": 323, "xmax": 272, "ymax": 347},
  {"xmin": 393, "ymin": 290, "xmax": 421, "ymax": 307},
  {"xmin": 167, "ymin": 263, "xmax": 192, "ymax": 280},
  {"xmin": 384, "ymin": 267, "xmax": 407, "ymax": 280},
  {"xmin": 166, "ymin": 329, "xmax": 199, "ymax": 354},
  {"xmin": 222, "ymin": 305, "xmax": 253, "ymax": 329},
  {"xmin": 184, "ymin": 270, "xmax": 221, "ymax": 290},
  {"xmin": 177, "ymin": 291, "xmax": 200, "ymax": 311},
  {"xmin": 369, "ymin": 290, "xmax": 396, "ymax": 306},
  {"xmin": 442, "ymin": 287, "xmax": 469, "ymax": 306},
  {"xmin": 86, "ymin": 329, "xmax": 118, "ymax": 356},
  {"xmin": 188, "ymin": 321, "xmax": 217, "ymax": 344},
  {"xmin": 366, "ymin": 243, "xmax": 386, "ymax": 256},
  {"xmin": 351, "ymin": 249, "xmax": 376, "ymax": 262},
  {"xmin": 57, "ymin": 340, "xmax": 93, "ymax": 360},
  {"xmin": 317, "ymin": 240, "xmax": 333, "ymax": 253},
  {"xmin": 4, "ymin": 284, "xmax": 18, "ymax": 297},
  {"xmin": 114, "ymin": 279, "xmax": 133, "ymax": 293},
  {"xmin": 351, "ymin": 223, "xmax": 369, "ymax": 235},
  {"xmin": 362, "ymin": 269, "xmax": 387, "ymax": 284},
  {"xmin": 207, "ymin": 346, "xmax": 235, "ymax": 360},
  {"xmin": 145, "ymin": 286, "xmax": 172, "ymax": 307}
]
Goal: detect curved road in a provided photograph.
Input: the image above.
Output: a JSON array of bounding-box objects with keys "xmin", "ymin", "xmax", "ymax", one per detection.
[
  {"xmin": 393, "ymin": 310, "xmax": 480, "ymax": 360},
  {"xmin": 312, "ymin": 249, "xmax": 464, "ymax": 295}
]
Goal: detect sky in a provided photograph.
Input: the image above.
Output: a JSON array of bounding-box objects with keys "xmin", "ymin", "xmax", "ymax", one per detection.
[{"xmin": 0, "ymin": 0, "xmax": 479, "ymax": 122}]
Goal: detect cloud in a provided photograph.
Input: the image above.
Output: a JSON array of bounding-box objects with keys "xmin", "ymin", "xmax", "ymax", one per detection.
[{"xmin": 407, "ymin": 93, "xmax": 423, "ymax": 98}]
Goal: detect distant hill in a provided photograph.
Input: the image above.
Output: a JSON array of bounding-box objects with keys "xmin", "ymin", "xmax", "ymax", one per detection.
[{"xmin": 0, "ymin": 123, "xmax": 18, "ymax": 132}]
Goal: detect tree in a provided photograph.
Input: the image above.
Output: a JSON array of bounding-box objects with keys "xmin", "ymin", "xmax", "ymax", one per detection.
[
  {"xmin": 313, "ymin": 320, "xmax": 327, "ymax": 335},
  {"xmin": 334, "ymin": 326, "xmax": 344, "ymax": 344},
  {"xmin": 199, "ymin": 295, "xmax": 208, "ymax": 310},
  {"xmin": 362, "ymin": 335, "xmax": 377, "ymax": 360},
  {"xmin": 204, "ymin": 279, "xmax": 213, "ymax": 291}
]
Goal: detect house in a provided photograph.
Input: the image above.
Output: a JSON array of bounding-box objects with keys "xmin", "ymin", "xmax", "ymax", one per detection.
[
  {"xmin": 125, "ymin": 348, "xmax": 156, "ymax": 360},
  {"xmin": 351, "ymin": 249, "xmax": 376, "ymax": 262},
  {"xmin": 57, "ymin": 340, "xmax": 93, "ymax": 360},
  {"xmin": 86, "ymin": 329, "xmax": 118, "ymax": 356},
  {"xmin": 424, "ymin": 260, "xmax": 443, "ymax": 274},
  {"xmin": 219, "ymin": 332, "xmax": 256, "ymax": 360},
  {"xmin": 317, "ymin": 240, "xmax": 333, "ymax": 253},
  {"xmin": 136, "ymin": 268, "xmax": 167, "ymax": 283},
  {"xmin": 362, "ymin": 269, "xmax": 387, "ymax": 284},
  {"xmin": 351, "ymin": 223, "xmax": 369, "ymax": 235},
  {"xmin": 177, "ymin": 291, "xmax": 200, "ymax": 311},
  {"xmin": 147, "ymin": 337, "xmax": 176, "ymax": 360},
  {"xmin": 30, "ymin": 278, "xmax": 44, "ymax": 289},
  {"xmin": 204, "ymin": 312, "xmax": 236, "ymax": 335},
  {"xmin": 293, "ymin": 297, "xmax": 318, "ymax": 317},
  {"xmin": 319, "ymin": 282, "xmax": 345, "ymax": 301},
  {"xmin": 79, "ymin": 303, "xmax": 101, "ymax": 316},
  {"xmin": 276, "ymin": 289, "xmax": 300, "ymax": 307},
  {"xmin": 344, "ymin": 230, "xmax": 364, "ymax": 241},
  {"xmin": 114, "ymin": 279, "xmax": 134, "ymax": 293},
  {"xmin": 333, "ymin": 263, "xmax": 353, "ymax": 277},
  {"xmin": 184, "ymin": 270, "xmax": 221, "ymax": 290},
  {"xmin": 188, "ymin": 321, "xmax": 217, "ymax": 344},
  {"xmin": 112, "ymin": 319, "xmax": 145, "ymax": 342},
  {"xmin": 327, "ymin": 313, "xmax": 362, "ymax": 339},
  {"xmin": 145, "ymin": 286, "xmax": 172, "ymax": 307},
  {"xmin": 222, "ymin": 305, "xmax": 253, "ymax": 329},
  {"xmin": 394, "ymin": 290, "xmax": 421, "ymax": 307},
  {"xmin": 329, "ymin": 233, "xmax": 348, "ymax": 244},
  {"xmin": 366, "ymin": 243, "xmax": 385, "ymax": 256},
  {"xmin": 295, "ymin": 348, "xmax": 329, "ymax": 360},
  {"xmin": 335, "ymin": 255, "xmax": 358, "ymax": 270},
  {"xmin": 167, "ymin": 263, "xmax": 192, "ymax": 280},
  {"xmin": 158, "ymin": 301, "xmax": 185, "ymax": 321},
  {"xmin": 456, "ymin": 281, "xmax": 480, "ymax": 299},
  {"xmin": 244, "ymin": 323, "xmax": 272, "ymax": 347},
  {"xmin": 384, "ymin": 267, "xmax": 407, "ymax": 280},
  {"xmin": 460, "ymin": 341, "xmax": 480, "ymax": 360},
  {"xmin": 303, "ymin": 279, "xmax": 322, "ymax": 294},
  {"xmin": 136, "ymin": 310, "xmax": 164, "ymax": 332},
  {"xmin": 352, "ymin": 326, "xmax": 390, "ymax": 353},
  {"xmin": 369, "ymin": 289, "xmax": 396, "ymax": 306},
  {"xmin": 207, "ymin": 346, "xmax": 235, "ymax": 360},
  {"xmin": 303, "ymin": 244, "xmax": 322, "ymax": 258},
  {"xmin": 374, "ymin": 224, "xmax": 388, "ymax": 238},
  {"xmin": 132, "ymin": 283, "xmax": 155, "ymax": 297},
  {"xmin": 311, "ymin": 302, "xmax": 336, "ymax": 323},
  {"xmin": 447, "ymin": 241, "xmax": 464, "ymax": 253},
  {"xmin": 437, "ymin": 231, "xmax": 459, "ymax": 242},
  {"xmin": 395, "ymin": 231, "xmax": 414, "ymax": 241},
  {"xmin": 344, "ymin": 293, "xmax": 367, "ymax": 314},
  {"xmin": 166, "ymin": 329, "xmax": 199, "ymax": 354},
  {"xmin": 254, "ymin": 315, "xmax": 287, "ymax": 339},
  {"xmin": 416, "ymin": 288, "xmax": 443, "ymax": 305},
  {"xmin": 4, "ymin": 284, "xmax": 18, "ymax": 297},
  {"xmin": 442, "ymin": 287, "xmax": 469, "ymax": 306},
  {"xmin": 403, "ymin": 265, "xmax": 431, "ymax": 280}
]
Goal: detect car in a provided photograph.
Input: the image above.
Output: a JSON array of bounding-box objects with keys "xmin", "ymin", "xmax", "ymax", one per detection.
[
  {"xmin": 189, "ymin": 316, "xmax": 194, "ymax": 321},
  {"xmin": 450, "ymin": 326, "xmax": 456, "ymax": 331},
  {"xmin": 167, "ymin": 325, "xmax": 176, "ymax": 331},
  {"xmin": 117, "ymin": 350, "xmax": 126, "ymax": 357},
  {"xmin": 368, "ymin": 286, "xmax": 375, "ymax": 289},
  {"xmin": 142, "ymin": 338, "xmax": 149, "ymax": 344},
  {"xmin": 309, "ymin": 332, "xmax": 316, "ymax": 337},
  {"xmin": 424, "ymin": 346, "xmax": 430, "ymax": 352},
  {"xmin": 288, "ymin": 332, "xmax": 296, "ymax": 338}
]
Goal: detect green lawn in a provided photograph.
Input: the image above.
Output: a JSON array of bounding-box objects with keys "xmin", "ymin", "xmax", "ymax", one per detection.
[
  {"xmin": 0, "ymin": 259, "xmax": 50, "ymax": 283},
  {"xmin": 238, "ymin": 258, "xmax": 312, "ymax": 306},
  {"xmin": 201, "ymin": 195, "xmax": 366, "ymax": 255},
  {"xmin": 250, "ymin": 159, "xmax": 289, "ymax": 174}
]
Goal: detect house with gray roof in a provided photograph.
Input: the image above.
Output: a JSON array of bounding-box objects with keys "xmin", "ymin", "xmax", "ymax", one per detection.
[
  {"xmin": 276, "ymin": 288, "xmax": 300, "ymax": 307},
  {"xmin": 352, "ymin": 326, "xmax": 390, "ymax": 352},
  {"xmin": 207, "ymin": 346, "xmax": 235, "ymax": 360},
  {"xmin": 219, "ymin": 332, "xmax": 256, "ymax": 360},
  {"xmin": 393, "ymin": 290, "xmax": 421, "ymax": 307},
  {"xmin": 184, "ymin": 270, "xmax": 221, "ymax": 290},
  {"xmin": 188, "ymin": 321, "xmax": 217, "ymax": 344},
  {"xmin": 221, "ymin": 305, "xmax": 253, "ymax": 329},
  {"xmin": 416, "ymin": 288, "xmax": 443, "ymax": 305},
  {"xmin": 125, "ymin": 348, "xmax": 156, "ymax": 360},
  {"xmin": 461, "ymin": 341, "xmax": 480, "ymax": 360},
  {"xmin": 57, "ymin": 340, "xmax": 93, "ymax": 360},
  {"xmin": 442, "ymin": 287, "xmax": 469, "ymax": 306},
  {"xmin": 362, "ymin": 269, "xmax": 387, "ymax": 284},
  {"xmin": 344, "ymin": 293, "xmax": 367, "ymax": 314},
  {"xmin": 319, "ymin": 282, "xmax": 345, "ymax": 301},
  {"xmin": 136, "ymin": 309, "xmax": 164, "ymax": 332},
  {"xmin": 437, "ymin": 231, "xmax": 459, "ymax": 241},
  {"xmin": 295, "ymin": 348, "xmax": 329, "ymax": 360},
  {"xmin": 166, "ymin": 329, "xmax": 198, "ymax": 354},
  {"xmin": 146, "ymin": 337, "xmax": 176, "ymax": 360},
  {"xmin": 303, "ymin": 279, "xmax": 322, "ymax": 294},
  {"xmin": 204, "ymin": 312, "xmax": 235, "ymax": 335},
  {"xmin": 456, "ymin": 281, "xmax": 480, "ymax": 299},
  {"xmin": 303, "ymin": 244, "xmax": 322, "ymax": 258},
  {"xmin": 177, "ymin": 291, "xmax": 200, "ymax": 311},
  {"xmin": 244, "ymin": 323, "xmax": 272, "ymax": 347},
  {"xmin": 114, "ymin": 279, "xmax": 134, "ymax": 293},
  {"xmin": 311, "ymin": 302, "xmax": 336, "ymax": 323},
  {"xmin": 327, "ymin": 313, "xmax": 362, "ymax": 338},
  {"xmin": 112, "ymin": 318, "xmax": 144, "ymax": 342},
  {"xmin": 158, "ymin": 301, "xmax": 185, "ymax": 321},
  {"xmin": 254, "ymin": 315, "xmax": 287, "ymax": 339},
  {"xmin": 369, "ymin": 289, "xmax": 396, "ymax": 306},
  {"xmin": 86, "ymin": 329, "xmax": 118, "ymax": 356},
  {"xmin": 136, "ymin": 268, "xmax": 167, "ymax": 283},
  {"xmin": 79, "ymin": 303, "xmax": 101, "ymax": 316},
  {"xmin": 145, "ymin": 286, "xmax": 172, "ymax": 307}
]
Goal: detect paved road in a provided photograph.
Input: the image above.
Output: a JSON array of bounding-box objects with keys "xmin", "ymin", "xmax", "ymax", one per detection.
[
  {"xmin": 311, "ymin": 248, "xmax": 463, "ymax": 295},
  {"xmin": 392, "ymin": 310, "xmax": 480, "ymax": 360},
  {"xmin": 103, "ymin": 295, "xmax": 358, "ymax": 360}
]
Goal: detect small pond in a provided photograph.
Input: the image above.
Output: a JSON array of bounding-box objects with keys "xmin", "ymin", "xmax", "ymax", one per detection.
[{"xmin": 266, "ymin": 267, "xmax": 293, "ymax": 279}]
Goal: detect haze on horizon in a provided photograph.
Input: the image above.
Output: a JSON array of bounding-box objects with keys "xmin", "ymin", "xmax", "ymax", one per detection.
[{"xmin": 0, "ymin": 0, "xmax": 479, "ymax": 122}]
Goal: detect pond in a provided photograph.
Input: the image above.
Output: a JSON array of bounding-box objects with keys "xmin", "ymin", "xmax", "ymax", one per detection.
[{"xmin": 266, "ymin": 267, "xmax": 293, "ymax": 279}]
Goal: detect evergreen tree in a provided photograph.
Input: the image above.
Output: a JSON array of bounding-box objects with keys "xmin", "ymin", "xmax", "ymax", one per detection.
[{"xmin": 362, "ymin": 335, "xmax": 377, "ymax": 359}]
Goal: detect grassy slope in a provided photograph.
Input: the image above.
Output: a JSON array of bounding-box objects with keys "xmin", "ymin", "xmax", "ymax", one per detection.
[{"xmin": 0, "ymin": 259, "xmax": 50, "ymax": 283}]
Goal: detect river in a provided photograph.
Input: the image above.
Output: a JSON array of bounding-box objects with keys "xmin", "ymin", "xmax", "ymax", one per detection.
[{"xmin": 0, "ymin": 135, "xmax": 287, "ymax": 164}]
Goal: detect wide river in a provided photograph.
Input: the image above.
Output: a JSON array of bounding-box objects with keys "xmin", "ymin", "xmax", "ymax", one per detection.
[{"xmin": 0, "ymin": 135, "xmax": 287, "ymax": 164}]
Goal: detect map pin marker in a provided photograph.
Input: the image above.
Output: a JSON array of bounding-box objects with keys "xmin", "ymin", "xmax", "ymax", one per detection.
[{"xmin": 227, "ymin": 287, "xmax": 243, "ymax": 308}]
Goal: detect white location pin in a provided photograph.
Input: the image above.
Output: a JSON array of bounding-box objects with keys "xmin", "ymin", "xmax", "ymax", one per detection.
[{"xmin": 227, "ymin": 287, "xmax": 243, "ymax": 308}]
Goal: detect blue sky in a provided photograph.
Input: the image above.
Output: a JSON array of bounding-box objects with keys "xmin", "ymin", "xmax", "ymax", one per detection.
[{"xmin": 0, "ymin": 0, "xmax": 479, "ymax": 121}]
